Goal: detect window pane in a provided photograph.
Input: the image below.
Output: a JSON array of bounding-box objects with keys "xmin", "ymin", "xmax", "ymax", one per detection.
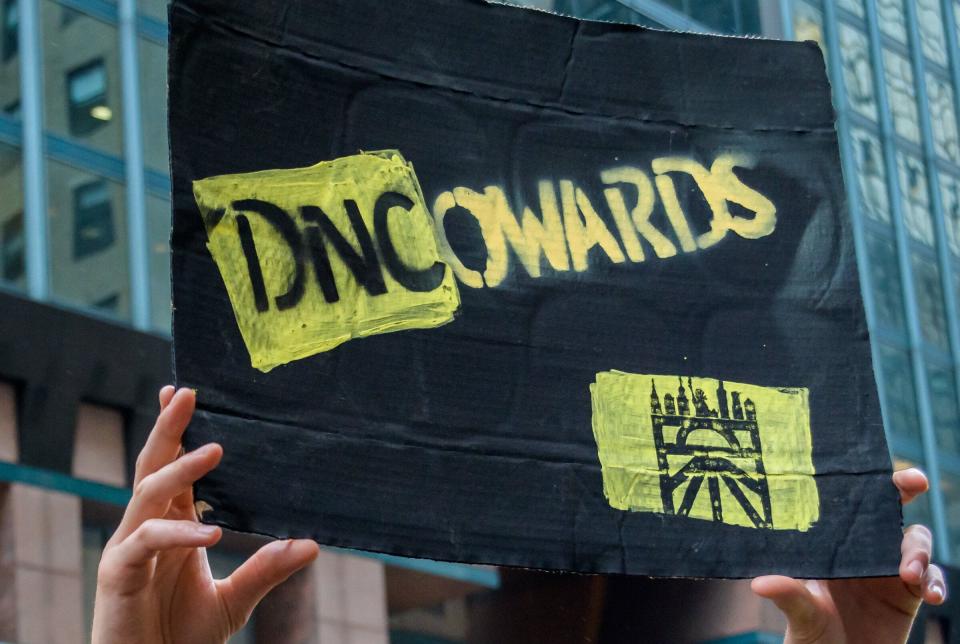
[
  {"xmin": 917, "ymin": 0, "xmax": 948, "ymax": 66},
  {"xmin": 940, "ymin": 173, "xmax": 960, "ymax": 258},
  {"xmin": 82, "ymin": 525, "xmax": 107, "ymax": 644},
  {"xmin": 147, "ymin": 195, "xmax": 170, "ymax": 333},
  {"xmin": 866, "ymin": 231, "xmax": 906, "ymax": 331},
  {"xmin": 912, "ymin": 251, "xmax": 949, "ymax": 350},
  {"xmin": 0, "ymin": 141, "xmax": 24, "ymax": 290},
  {"xmin": 852, "ymin": 128, "xmax": 891, "ymax": 224},
  {"xmin": 838, "ymin": 0, "xmax": 864, "ymax": 18},
  {"xmin": 207, "ymin": 548, "xmax": 256, "ymax": 644},
  {"xmin": 878, "ymin": 0, "xmax": 908, "ymax": 43},
  {"xmin": 928, "ymin": 365, "xmax": 960, "ymax": 455},
  {"xmin": 905, "ymin": 484, "xmax": 933, "ymax": 526},
  {"xmin": 794, "ymin": 1, "xmax": 827, "ymax": 58},
  {"xmin": 926, "ymin": 73, "xmax": 959, "ymax": 163},
  {"xmin": 41, "ymin": 2, "xmax": 123, "ymax": 156},
  {"xmin": 66, "ymin": 58, "xmax": 110, "ymax": 136},
  {"xmin": 73, "ymin": 180, "xmax": 114, "ymax": 259},
  {"xmin": 942, "ymin": 470, "xmax": 960, "ymax": 561},
  {"xmin": 140, "ymin": 38, "xmax": 168, "ymax": 172},
  {"xmin": 2, "ymin": 0, "xmax": 17, "ymax": 61},
  {"xmin": 878, "ymin": 344, "xmax": 923, "ymax": 444},
  {"xmin": 897, "ymin": 151, "xmax": 934, "ymax": 245},
  {"xmin": 47, "ymin": 160, "xmax": 129, "ymax": 319},
  {"xmin": 883, "ymin": 48, "xmax": 921, "ymax": 144},
  {"xmin": 138, "ymin": 0, "xmax": 168, "ymax": 22},
  {"xmin": 687, "ymin": 1, "xmax": 738, "ymax": 33},
  {"xmin": 840, "ymin": 24, "xmax": 877, "ymax": 121},
  {"xmin": 0, "ymin": 0, "xmax": 19, "ymax": 121},
  {"xmin": 552, "ymin": 0, "xmax": 665, "ymax": 26},
  {"xmin": 955, "ymin": 269, "xmax": 960, "ymax": 321}
]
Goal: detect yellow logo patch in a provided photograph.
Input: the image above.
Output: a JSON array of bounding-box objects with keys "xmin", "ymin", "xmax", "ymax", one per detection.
[
  {"xmin": 591, "ymin": 371, "xmax": 819, "ymax": 531},
  {"xmin": 193, "ymin": 151, "xmax": 461, "ymax": 372}
]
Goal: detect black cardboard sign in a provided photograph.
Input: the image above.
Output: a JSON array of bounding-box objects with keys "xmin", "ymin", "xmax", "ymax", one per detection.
[{"xmin": 170, "ymin": 0, "xmax": 904, "ymax": 578}]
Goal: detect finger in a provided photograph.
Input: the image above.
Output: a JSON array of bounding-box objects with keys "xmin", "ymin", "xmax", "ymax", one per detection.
[
  {"xmin": 116, "ymin": 443, "xmax": 222, "ymax": 541},
  {"xmin": 218, "ymin": 540, "xmax": 320, "ymax": 629},
  {"xmin": 922, "ymin": 564, "xmax": 947, "ymax": 605},
  {"xmin": 900, "ymin": 524, "xmax": 933, "ymax": 588},
  {"xmin": 751, "ymin": 576, "xmax": 827, "ymax": 642},
  {"xmin": 134, "ymin": 388, "xmax": 196, "ymax": 487},
  {"xmin": 893, "ymin": 468, "xmax": 928, "ymax": 505},
  {"xmin": 110, "ymin": 519, "xmax": 221, "ymax": 567},
  {"xmin": 158, "ymin": 385, "xmax": 176, "ymax": 412}
]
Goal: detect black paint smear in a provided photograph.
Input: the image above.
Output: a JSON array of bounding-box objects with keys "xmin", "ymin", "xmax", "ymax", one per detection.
[
  {"xmin": 235, "ymin": 214, "xmax": 269, "ymax": 313},
  {"xmin": 302, "ymin": 203, "xmax": 388, "ymax": 297},
  {"xmin": 232, "ymin": 199, "xmax": 305, "ymax": 311},
  {"xmin": 374, "ymin": 191, "xmax": 446, "ymax": 293}
]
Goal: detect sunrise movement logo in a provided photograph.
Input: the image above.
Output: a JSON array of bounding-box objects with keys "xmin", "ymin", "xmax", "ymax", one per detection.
[{"xmin": 590, "ymin": 372, "xmax": 819, "ymax": 531}]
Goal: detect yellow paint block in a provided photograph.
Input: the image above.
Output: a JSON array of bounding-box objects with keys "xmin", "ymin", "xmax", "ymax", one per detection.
[
  {"xmin": 590, "ymin": 371, "xmax": 819, "ymax": 531},
  {"xmin": 193, "ymin": 151, "xmax": 461, "ymax": 372}
]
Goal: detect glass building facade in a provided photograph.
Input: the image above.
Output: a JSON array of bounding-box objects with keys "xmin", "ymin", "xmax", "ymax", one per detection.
[
  {"xmin": 0, "ymin": 0, "xmax": 169, "ymax": 331},
  {"xmin": 780, "ymin": 0, "xmax": 960, "ymax": 565},
  {"xmin": 0, "ymin": 2, "xmax": 959, "ymax": 641}
]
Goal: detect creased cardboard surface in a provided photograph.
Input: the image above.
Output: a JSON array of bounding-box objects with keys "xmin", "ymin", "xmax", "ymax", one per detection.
[{"xmin": 170, "ymin": 0, "xmax": 903, "ymax": 577}]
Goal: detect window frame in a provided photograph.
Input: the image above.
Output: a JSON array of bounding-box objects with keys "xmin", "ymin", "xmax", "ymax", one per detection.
[
  {"xmin": 1, "ymin": 210, "xmax": 24, "ymax": 281},
  {"xmin": 72, "ymin": 178, "xmax": 115, "ymax": 260},
  {"xmin": 66, "ymin": 57, "xmax": 110, "ymax": 137}
]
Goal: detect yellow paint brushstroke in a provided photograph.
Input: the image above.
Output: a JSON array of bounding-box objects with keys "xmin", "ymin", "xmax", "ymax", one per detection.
[
  {"xmin": 590, "ymin": 371, "xmax": 819, "ymax": 531},
  {"xmin": 497, "ymin": 182, "xmax": 570, "ymax": 278},
  {"xmin": 561, "ymin": 180, "xmax": 625, "ymax": 271},
  {"xmin": 193, "ymin": 151, "xmax": 460, "ymax": 372}
]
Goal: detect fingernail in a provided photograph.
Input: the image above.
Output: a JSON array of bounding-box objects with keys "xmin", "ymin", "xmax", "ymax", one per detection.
[
  {"xmin": 262, "ymin": 539, "xmax": 288, "ymax": 553},
  {"xmin": 908, "ymin": 560, "xmax": 924, "ymax": 578},
  {"xmin": 193, "ymin": 443, "xmax": 219, "ymax": 457},
  {"xmin": 197, "ymin": 524, "xmax": 219, "ymax": 537},
  {"xmin": 930, "ymin": 582, "xmax": 945, "ymax": 602}
]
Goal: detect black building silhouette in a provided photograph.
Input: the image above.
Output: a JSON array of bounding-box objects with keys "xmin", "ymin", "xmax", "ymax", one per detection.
[{"xmin": 649, "ymin": 377, "xmax": 773, "ymax": 529}]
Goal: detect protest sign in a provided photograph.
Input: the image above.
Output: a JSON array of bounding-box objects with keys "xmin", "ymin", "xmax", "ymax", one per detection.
[{"xmin": 170, "ymin": 0, "xmax": 903, "ymax": 577}]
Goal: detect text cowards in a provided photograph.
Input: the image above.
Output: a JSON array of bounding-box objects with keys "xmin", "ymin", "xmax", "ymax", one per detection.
[
  {"xmin": 433, "ymin": 152, "xmax": 776, "ymax": 288},
  {"xmin": 194, "ymin": 150, "xmax": 777, "ymax": 371}
]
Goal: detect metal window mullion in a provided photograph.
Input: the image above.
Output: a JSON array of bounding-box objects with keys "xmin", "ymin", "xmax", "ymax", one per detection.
[
  {"xmin": 18, "ymin": 0, "xmax": 47, "ymax": 300},
  {"xmin": 820, "ymin": 4, "xmax": 881, "ymax": 333},
  {"xmin": 779, "ymin": 0, "xmax": 795, "ymax": 40},
  {"xmin": 119, "ymin": 0, "xmax": 149, "ymax": 330},
  {"xmin": 942, "ymin": 0, "xmax": 960, "ymax": 216},
  {"xmin": 820, "ymin": 2, "xmax": 897, "ymax": 471},
  {"xmin": 614, "ymin": 0, "xmax": 714, "ymax": 32},
  {"xmin": 862, "ymin": 0, "xmax": 949, "ymax": 560},
  {"xmin": 731, "ymin": 0, "xmax": 743, "ymax": 34}
]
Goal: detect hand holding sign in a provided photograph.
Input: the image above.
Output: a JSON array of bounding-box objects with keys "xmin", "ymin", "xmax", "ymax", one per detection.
[
  {"xmin": 172, "ymin": 0, "xmax": 903, "ymax": 577},
  {"xmin": 91, "ymin": 387, "xmax": 319, "ymax": 644},
  {"xmin": 91, "ymin": 387, "xmax": 945, "ymax": 644},
  {"xmin": 753, "ymin": 468, "xmax": 946, "ymax": 644}
]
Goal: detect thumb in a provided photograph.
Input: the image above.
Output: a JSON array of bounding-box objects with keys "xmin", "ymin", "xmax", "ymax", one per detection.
[
  {"xmin": 217, "ymin": 539, "xmax": 320, "ymax": 631},
  {"xmin": 752, "ymin": 576, "xmax": 829, "ymax": 643}
]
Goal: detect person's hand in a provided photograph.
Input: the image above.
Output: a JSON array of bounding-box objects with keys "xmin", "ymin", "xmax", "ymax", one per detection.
[
  {"xmin": 752, "ymin": 468, "xmax": 946, "ymax": 643},
  {"xmin": 91, "ymin": 386, "xmax": 320, "ymax": 644}
]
